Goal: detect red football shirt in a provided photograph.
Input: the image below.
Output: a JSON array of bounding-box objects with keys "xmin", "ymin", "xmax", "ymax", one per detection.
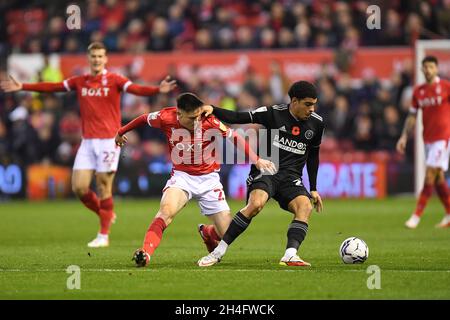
[
  {"xmin": 410, "ymin": 77, "xmax": 450, "ymax": 143},
  {"xmin": 147, "ymin": 107, "xmax": 232, "ymax": 175},
  {"xmin": 63, "ymin": 69, "xmax": 131, "ymax": 139}
]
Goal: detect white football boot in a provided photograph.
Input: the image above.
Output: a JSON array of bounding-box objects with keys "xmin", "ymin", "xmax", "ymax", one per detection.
[
  {"xmin": 405, "ymin": 214, "xmax": 421, "ymax": 229},
  {"xmin": 198, "ymin": 251, "xmax": 222, "ymax": 267},
  {"xmin": 435, "ymin": 215, "xmax": 450, "ymax": 228},
  {"xmin": 87, "ymin": 233, "xmax": 109, "ymax": 248},
  {"xmin": 279, "ymin": 255, "xmax": 311, "ymax": 267}
]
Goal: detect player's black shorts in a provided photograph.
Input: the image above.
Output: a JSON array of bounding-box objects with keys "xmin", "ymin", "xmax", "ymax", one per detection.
[{"xmin": 246, "ymin": 169, "xmax": 311, "ymax": 212}]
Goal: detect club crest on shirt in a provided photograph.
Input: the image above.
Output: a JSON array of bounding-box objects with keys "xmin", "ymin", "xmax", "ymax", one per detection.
[
  {"xmin": 148, "ymin": 111, "xmax": 159, "ymax": 121},
  {"xmin": 305, "ymin": 130, "xmax": 314, "ymax": 140}
]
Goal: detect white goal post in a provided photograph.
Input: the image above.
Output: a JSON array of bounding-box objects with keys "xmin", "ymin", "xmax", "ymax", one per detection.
[{"xmin": 414, "ymin": 40, "xmax": 450, "ymax": 197}]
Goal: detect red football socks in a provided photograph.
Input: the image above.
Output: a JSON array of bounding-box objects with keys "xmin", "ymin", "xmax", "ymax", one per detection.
[
  {"xmin": 436, "ymin": 182, "xmax": 450, "ymax": 214},
  {"xmin": 414, "ymin": 184, "xmax": 433, "ymax": 217},
  {"xmin": 204, "ymin": 225, "xmax": 221, "ymax": 242},
  {"xmin": 99, "ymin": 197, "xmax": 114, "ymax": 235},
  {"xmin": 80, "ymin": 190, "xmax": 100, "ymax": 215},
  {"xmin": 143, "ymin": 217, "xmax": 167, "ymax": 255}
]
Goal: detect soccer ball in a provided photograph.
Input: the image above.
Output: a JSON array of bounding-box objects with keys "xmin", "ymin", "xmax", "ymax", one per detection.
[{"xmin": 339, "ymin": 237, "xmax": 369, "ymax": 264}]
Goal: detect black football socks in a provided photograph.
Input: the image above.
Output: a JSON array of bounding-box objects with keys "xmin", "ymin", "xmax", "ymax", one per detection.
[
  {"xmin": 286, "ymin": 220, "xmax": 308, "ymax": 250},
  {"xmin": 222, "ymin": 211, "xmax": 252, "ymax": 245}
]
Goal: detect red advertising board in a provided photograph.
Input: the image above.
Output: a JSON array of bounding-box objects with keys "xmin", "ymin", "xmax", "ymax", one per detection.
[
  {"xmin": 60, "ymin": 48, "xmax": 413, "ymax": 84},
  {"xmin": 27, "ymin": 165, "xmax": 72, "ymax": 200}
]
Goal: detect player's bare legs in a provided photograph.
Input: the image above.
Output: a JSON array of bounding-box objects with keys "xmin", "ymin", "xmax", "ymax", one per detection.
[
  {"xmin": 198, "ymin": 210, "xmax": 232, "ymax": 253},
  {"xmin": 90, "ymin": 172, "xmax": 115, "ymax": 239},
  {"xmin": 406, "ymin": 167, "xmax": 440, "ymax": 229},
  {"xmin": 72, "ymin": 169, "xmax": 109, "ymax": 247},
  {"xmin": 72, "ymin": 169, "xmax": 96, "ymax": 200},
  {"xmin": 72, "ymin": 169, "xmax": 101, "ymax": 221},
  {"xmin": 434, "ymin": 169, "xmax": 450, "ymax": 228},
  {"xmin": 207, "ymin": 211, "xmax": 232, "ymax": 237},
  {"xmin": 134, "ymin": 187, "xmax": 189, "ymax": 267},
  {"xmin": 198, "ymin": 189, "xmax": 269, "ymax": 267},
  {"xmin": 278, "ymin": 195, "xmax": 313, "ymax": 266}
]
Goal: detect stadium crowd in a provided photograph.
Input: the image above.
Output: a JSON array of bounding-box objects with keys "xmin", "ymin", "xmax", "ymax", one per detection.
[
  {"xmin": 0, "ymin": 0, "xmax": 449, "ymax": 168},
  {"xmin": 2, "ymin": 0, "xmax": 449, "ymax": 53}
]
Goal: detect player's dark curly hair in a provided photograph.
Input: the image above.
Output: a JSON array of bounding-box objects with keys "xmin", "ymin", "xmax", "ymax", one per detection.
[
  {"xmin": 176, "ymin": 93, "xmax": 204, "ymax": 112},
  {"xmin": 422, "ymin": 56, "xmax": 438, "ymax": 65},
  {"xmin": 288, "ymin": 81, "xmax": 318, "ymax": 101}
]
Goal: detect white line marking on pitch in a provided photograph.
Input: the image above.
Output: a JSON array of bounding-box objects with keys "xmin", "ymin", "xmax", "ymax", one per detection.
[{"xmin": 0, "ymin": 269, "xmax": 449, "ymax": 273}]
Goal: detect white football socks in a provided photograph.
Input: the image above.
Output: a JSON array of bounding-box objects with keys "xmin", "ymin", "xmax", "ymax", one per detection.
[
  {"xmin": 284, "ymin": 247, "xmax": 297, "ymax": 259},
  {"xmin": 214, "ymin": 240, "xmax": 228, "ymax": 257}
]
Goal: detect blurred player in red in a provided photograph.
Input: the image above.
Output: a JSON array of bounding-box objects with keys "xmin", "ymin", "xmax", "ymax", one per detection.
[
  {"xmin": 397, "ymin": 56, "xmax": 450, "ymax": 229},
  {"xmin": 115, "ymin": 93, "xmax": 276, "ymax": 266},
  {"xmin": 0, "ymin": 42, "xmax": 177, "ymax": 247}
]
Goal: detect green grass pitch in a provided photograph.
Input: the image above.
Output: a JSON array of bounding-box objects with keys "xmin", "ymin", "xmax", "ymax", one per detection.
[{"xmin": 0, "ymin": 197, "xmax": 449, "ymax": 299}]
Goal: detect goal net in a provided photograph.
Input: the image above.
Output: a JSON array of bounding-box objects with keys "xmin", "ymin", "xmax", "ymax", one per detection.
[{"xmin": 414, "ymin": 40, "xmax": 450, "ymax": 196}]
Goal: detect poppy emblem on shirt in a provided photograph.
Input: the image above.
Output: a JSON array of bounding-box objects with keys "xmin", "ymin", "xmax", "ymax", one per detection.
[{"xmin": 291, "ymin": 126, "xmax": 300, "ymax": 136}]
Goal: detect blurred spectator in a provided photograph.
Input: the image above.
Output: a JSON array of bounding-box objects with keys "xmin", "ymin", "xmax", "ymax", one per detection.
[
  {"xmin": 55, "ymin": 111, "xmax": 81, "ymax": 166},
  {"xmin": 235, "ymin": 26, "xmax": 256, "ymax": 49},
  {"xmin": 259, "ymin": 27, "xmax": 277, "ymax": 49},
  {"xmin": 375, "ymin": 105, "xmax": 402, "ymax": 151},
  {"xmin": 8, "ymin": 102, "xmax": 39, "ymax": 164},
  {"xmin": 353, "ymin": 114, "xmax": 377, "ymax": 151},
  {"xmin": 29, "ymin": 110, "xmax": 60, "ymax": 163},
  {"xmin": 149, "ymin": 17, "xmax": 173, "ymax": 51},
  {"xmin": 294, "ymin": 22, "xmax": 312, "ymax": 47},
  {"xmin": 437, "ymin": 0, "xmax": 450, "ymax": 38},
  {"xmin": 328, "ymin": 94, "xmax": 353, "ymax": 139},
  {"xmin": 381, "ymin": 9, "xmax": 405, "ymax": 45},
  {"xmin": 194, "ymin": 28, "xmax": 214, "ymax": 50},
  {"xmin": 268, "ymin": 61, "xmax": 287, "ymax": 102}
]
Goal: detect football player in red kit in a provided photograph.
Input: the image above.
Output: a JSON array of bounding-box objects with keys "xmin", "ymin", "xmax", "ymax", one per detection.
[
  {"xmin": 0, "ymin": 42, "xmax": 177, "ymax": 247},
  {"xmin": 397, "ymin": 56, "xmax": 450, "ymax": 229}
]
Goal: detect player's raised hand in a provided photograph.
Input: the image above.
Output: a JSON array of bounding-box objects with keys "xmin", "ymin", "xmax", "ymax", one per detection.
[
  {"xmin": 0, "ymin": 75, "xmax": 22, "ymax": 92},
  {"xmin": 159, "ymin": 76, "xmax": 177, "ymax": 93},
  {"xmin": 396, "ymin": 135, "xmax": 407, "ymax": 154},
  {"xmin": 201, "ymin": 105, "xmax": 214, "ymax": 117},
  {"xmin": 115, "ymin": 133, "xmax": 128, "ymax": 147},
  {"xmin": 310, "ymin": 191, "xmax": 323, "ymax": 213},
  {"xmin": 255, "ymin": 158, "xmax": 277, "ymax": 175}
]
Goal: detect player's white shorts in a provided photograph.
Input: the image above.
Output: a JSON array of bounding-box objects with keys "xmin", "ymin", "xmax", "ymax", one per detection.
[
  {"xmin": 73, "ymin": 138, "xmax": 121, "ymax": 173},
  {"xmin": 425, "ymin": 139, "xmax": 450, "ymax": 171},
  {"xmin": 163, "ymin": 170, "xmax": 230, "ymax": 216}
]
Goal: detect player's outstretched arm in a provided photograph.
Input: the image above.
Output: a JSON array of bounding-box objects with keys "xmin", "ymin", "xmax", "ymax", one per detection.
[
  {"xmin": 126, "ymin": 76, "xmax": 176, "ymax": 96},
  {"xmin": 0, "ymin": 75, "xmax": 66, "ymax": 92},
  {"xmin": 115, "ymin": 114, "xmax": 149, "ymax": 146},
  {"xmin": 201, "ymin": 105, "xmax": 252, "ymax": 124},
  {"xmin": 396, "ymin": 113, "xmax": 416, "ymax": 155}
]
